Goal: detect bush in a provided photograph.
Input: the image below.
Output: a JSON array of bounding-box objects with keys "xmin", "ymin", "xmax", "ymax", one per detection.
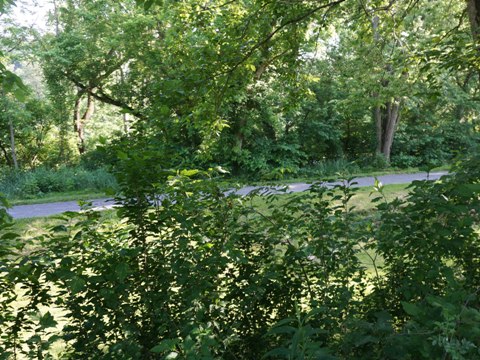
[
  {"xmin": 355, "ymin": 153, "xmax": 389, "ymax": 170},
  {"xmin": 0, "ymin": 166, "xmax": 118, "ymax": 198},
  {"xmin": 1, "ymin": 154, "xmax": 479, "ymax": 358},
  {"xmin": 391, "ymin": 121, "xmax": 478, "ymax": 168},
  {"xmin": 297, "ymin": 158, "xmax": 360, "ymax": 178},
  {"xmin": 390, "ymin": 154, "xmax": 420, "ymax": 168},
  {"xmin": 80, "ymin": 145, "xmax": 116, "ymax": 170},
  {"xmin": 18, "ymin": 174, "xmax": 40, "ymax": 196}
]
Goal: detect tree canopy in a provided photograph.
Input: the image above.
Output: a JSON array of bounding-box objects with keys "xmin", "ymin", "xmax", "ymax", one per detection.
[{"xmin": 0, "ymin": 0, "xmax": 476, "ymax": 173}]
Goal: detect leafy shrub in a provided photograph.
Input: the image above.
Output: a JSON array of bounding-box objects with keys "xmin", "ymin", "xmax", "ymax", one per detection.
[
  {"xmin": 390, "ymin": 154, "xmax": 419, "ymax": 168},
  {"xmin": 1, "ymin": 154, "xmax": 479, "ymax": 359},
  {"xmin": 80, "ymin": 145, "xmax": 117, "ymax": 170},
  {"xmin": 0, "ymin": 166, "xmax": 118, "ymax": 198},
  {"xmin": 18, "ymin": 173, "xmax": 40, "ymax": 195},
  {"xmin": 355, "ymin": 153, "xmax": 389, "ymax": 170},
  {"xmin": 391, "ymin": 122, "xmax": 478, "ymax": 168},
  {"xmin": 297, "ymin": 158, "xmax": 360, "ymax": 178}
]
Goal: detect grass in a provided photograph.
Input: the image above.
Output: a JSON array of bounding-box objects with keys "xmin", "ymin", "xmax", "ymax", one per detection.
[
  {"xmin": 10, "ymin": 182, "xmax": 410, "ymax": 279},
  {"xmin": 222, "ymin": 164, "xmax": 450, "ymax": 186},
  {"xmin": 9, "ymin": 182, "xmax": 410, "ymax": 239},
  {"xmin": 245, "ymin": 183, "xmax": 410, "ymax": 216},
  {"xmin": 10, "ymin": 183, "xmax": 410, "ymax": 239},
  {"xmin": 3, "ymin": 208, "xmax": 122, "ymax": 357},
  {"xmin": 0, "ymin": 166, "xmax": 117, "ymax": 204},
  {"xmin": 9, "ymin": 189, "xmax": 110, "ymax": 206},
  {"xmin": 241, "ymin": 183, "xmax": 409, "ymax": 278},
  {"xmin": 13, "ymin": 209, "xmax": 118, "ymax": 232}
]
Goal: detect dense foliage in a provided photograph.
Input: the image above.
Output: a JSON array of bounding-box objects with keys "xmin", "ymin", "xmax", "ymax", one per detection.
[
  {"xmin": 0, "ymin": 0, "xmax": 478, "ymax": 180},
  {"xmin": 0, "ymin": 166, "xmax": 116, "ymax": 198},
  {"xmin": 0, "ymin": 154, "xmax": 479, "ymax": 358}
]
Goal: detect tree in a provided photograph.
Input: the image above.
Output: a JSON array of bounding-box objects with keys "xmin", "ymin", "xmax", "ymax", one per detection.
[
  {"xmin": 467, "ymin": 0, "xmax": 480, "ymax": 41},
  {"xmin": 41, "ymin": 0, "xmax": 148, "ymax": 154},
  {"xmin": 0, "ymin": 0, "xmax": 28, "ymax": 101},
  {"xmin": 35, "ymin": 0, "xmax": 479, "ymax": 173}
]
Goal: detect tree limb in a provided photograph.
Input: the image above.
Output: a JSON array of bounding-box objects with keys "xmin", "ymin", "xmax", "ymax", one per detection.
[{"xmin": 67, "ymin": 74, "xmax": 145, "ymax": 119}]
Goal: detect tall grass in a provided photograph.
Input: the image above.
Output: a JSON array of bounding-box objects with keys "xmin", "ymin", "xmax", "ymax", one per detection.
[
  {"xmin": 0, "ymin": 166, "xmax": 118, "ymax": 199},
  {"xmin": 295, "ymin": 158, "xmax": 362, "ymax": 178}
]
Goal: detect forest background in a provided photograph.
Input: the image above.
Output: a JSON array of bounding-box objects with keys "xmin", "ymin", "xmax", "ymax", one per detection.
[{"xmin": 0, "ymin": 0, "xmax": 478, "ymax": 200}]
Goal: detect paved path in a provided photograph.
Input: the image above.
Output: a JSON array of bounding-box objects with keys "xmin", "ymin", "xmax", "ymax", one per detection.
[
  {"xmin": 8, "ymin": 198, "xmax": 116, "ymax": 219},
  {"xmin": 8, "ymin": 171, "xmax": 448, "ymax": 219}
]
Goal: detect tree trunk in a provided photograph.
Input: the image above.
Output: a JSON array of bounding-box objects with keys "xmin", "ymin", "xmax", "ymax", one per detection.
[
  {"xmin": 123, "ymin": 113, "xmax": 129, "ymax": 134},
  {"xmin": 467, "ymin": 0, "xmax": 480, "ymax": 40},
  {"xmin": 467, "ymin": 0, "xmax": 480, "ymax": 84},
  {"xmin": 73, "ymin": 92, "xmax": 95, "ymax": 154},
  {"xmin": 374, "ymin": 100, "xmax": 401, "ymax": 162},
  {"xmin": 73, "ymin": 93, "xmax": 84, "ymax": 154},
  {"xmin": 83, "ymin": 93, "xmax": 95, "ymax": 122},
  {"xmin": 381, "ymin": 100, "xmax": 401, "ymax": 162},
  {"xmin": 371, "ymin": 15, "xmax": 401, "ymax": 162},
  {"xmin": 120, "ymin": 67, "xmax": 130, "ymax": 134},
  {"xmin": 9, "ymin": 118, "xmax": 18, "ymax": 170},
  {"xmin": 0, "ymin": 140, "xmax": 12, "ymax": 166},
  {"xmin": 233, "ymin": 118, "xmax": 246, "ymax": 151},
  {"xmin": 58, "ymin": 104, "xmax": 70, "ymax": 163},
  {"xmin": 53, "ymin": 0, "xmax": 60, "ymax": 36},
  {"xmin": 375, "ymin": 105, "xmax": 382, "ymax": 154}
]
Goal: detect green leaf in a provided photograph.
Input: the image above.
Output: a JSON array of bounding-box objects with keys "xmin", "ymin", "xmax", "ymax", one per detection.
[
  {"xmin": 402, "ymin": 302, "xmax": 421, "ymax": 317},
  {"xmin": 39, "ymin": 312, "xmax": 57, "ymax": 329},
  {"xmin": 263, "ymin": 347, "xmax": 290, "ymax": 358},
  {"xmin": 115, "ymin": 262, "xmax": 130, "ymax": 282},
  {"xmin": 51, "ymin": 225, "xmax": 68, "ymax": 233},
  {"xmin": 354, "ymin": 335, "xmax": 377, "ymax": 347},
  {"xmin": 151, "ymin": 339, "xmax": 179, "ymax": 353},
  {"xmin": 269, "ymin": 325, "xmax": 297, "ymax": 335},
  {"xmin": 70, "ymin": 277, "xmax": 86, "ymax": 294},
  {"xmin": 117, "ymin": 151, "xmax": 128, "ymax": 160}
]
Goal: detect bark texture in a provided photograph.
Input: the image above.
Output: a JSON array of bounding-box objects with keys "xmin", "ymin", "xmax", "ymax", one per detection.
[
  {"xmin": 372, "ymin": 15, "xmax": 401, "ymax": 162},
  {"xmin": 374, "ymin": 100, "xmax": 401, "ymax": 162},
  {"xmin": 467, "ymin": 0, "xmax": 480, "ymax": 40}
]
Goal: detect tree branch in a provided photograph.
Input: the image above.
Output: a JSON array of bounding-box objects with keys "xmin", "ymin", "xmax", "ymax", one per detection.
[
  {"xmin": 231, "ymin": 0, "xmax": 347, "ymax": 75},
  {"xmin": 215, "ymin": 0, "xmax": 347, "ymax": 111},
  {"xmin": 68, "ymin": 74, "xmax": 145, "ymax": 119}
]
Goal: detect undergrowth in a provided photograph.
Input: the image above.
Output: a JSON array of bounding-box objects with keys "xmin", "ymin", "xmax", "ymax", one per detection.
[
  {"xmin": 0, "ymin": 154, "xmax": 478, "ymax": 359},
  {"xmin": 0, "ymin": 166, "xmax": 117, "ymax": 199}
]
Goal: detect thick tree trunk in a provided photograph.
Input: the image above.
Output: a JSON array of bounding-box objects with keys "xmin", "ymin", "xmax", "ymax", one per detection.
[
  {"xmin": 467, "ymin": 0, "xmax": 480, "ymax": 40},
  {"xmin": 233, "ymin": 118, "xmax": 246, "ymax": 152},
  {"xmin": 381, "ymin": 100, "xmax": 401, "ymax": 162},
  {"xmin": 83, "ymin": 93, "xmax": 95, "ymax": 122},
  {"xmin": 371, "ymin": 15, "xmax": 401, "ymax": 162},
  {"xmin": 9, "ymin": 118, "xmax": 18, "ymax": 170},
  {"xmin": 467, "ymin": 0, "xmax": 480, "ymax": 84},
  {"xmin": 374, "ymin": 99, "xmax": 401, "ymax": 161}
]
